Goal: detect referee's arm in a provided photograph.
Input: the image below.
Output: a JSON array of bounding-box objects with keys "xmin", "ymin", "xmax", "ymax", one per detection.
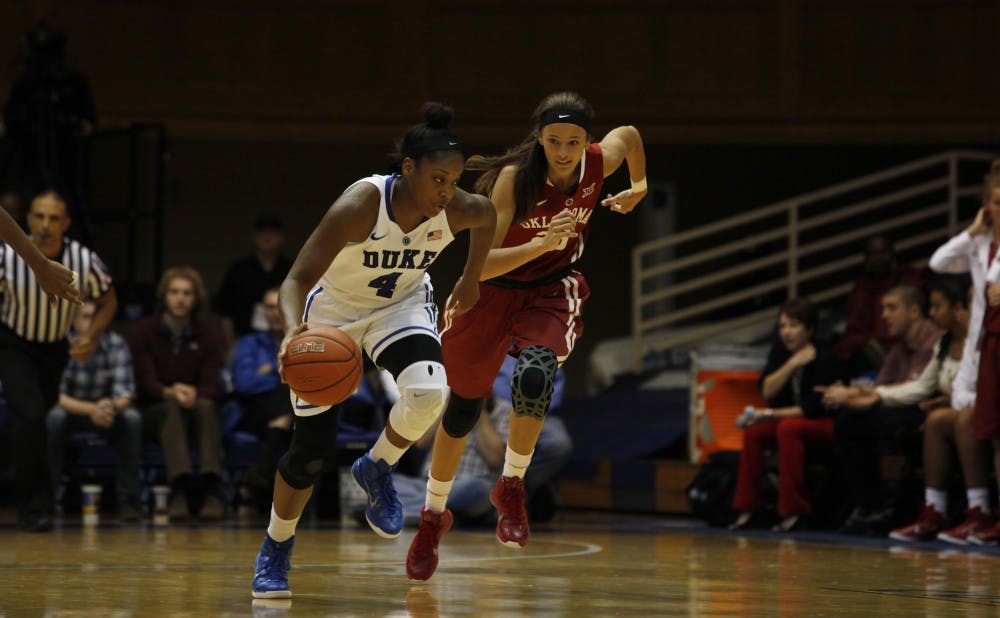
[{"xmin": 69, "ymin": 287, "xmax": 117, "ymax": 361}]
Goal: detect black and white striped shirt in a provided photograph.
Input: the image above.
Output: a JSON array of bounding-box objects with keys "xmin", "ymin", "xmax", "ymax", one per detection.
[{"xmin": 0, "ymin": 238, "xmax": 113, "ymax": 343}]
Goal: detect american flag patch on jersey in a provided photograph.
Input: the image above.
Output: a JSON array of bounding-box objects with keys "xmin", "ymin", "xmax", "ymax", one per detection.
[{"xmin": 427, "ymin": 229, "xmax": 442, "ymax": 241}]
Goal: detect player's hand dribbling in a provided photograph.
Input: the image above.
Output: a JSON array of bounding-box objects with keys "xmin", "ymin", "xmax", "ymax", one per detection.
[
  {"xmin": 601, "ymin": 186, "xmax": 646, "ymax": 214},
  {"xmin": 278, "ymin": 323, "xmax": 309, "ymax": 382},
  {"xmin": 446, "ymin": 275, "xmax": 479, "ymax": 319}
]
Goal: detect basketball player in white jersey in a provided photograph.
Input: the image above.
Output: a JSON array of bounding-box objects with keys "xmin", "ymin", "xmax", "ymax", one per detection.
[{"xmin": 252, "ymin": 102, "xmax": 496, "ymax": 599}]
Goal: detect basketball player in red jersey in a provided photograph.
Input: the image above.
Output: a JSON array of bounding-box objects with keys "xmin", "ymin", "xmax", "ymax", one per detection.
[{"xmin": 406, "ymin": 92, "xmax": 647, "ymax": 580}]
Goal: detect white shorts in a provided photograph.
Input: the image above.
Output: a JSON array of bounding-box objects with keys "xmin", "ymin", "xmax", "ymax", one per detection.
[{"xmin": 291, "ymin": 280, "xmax": 439, "ymax": 417}]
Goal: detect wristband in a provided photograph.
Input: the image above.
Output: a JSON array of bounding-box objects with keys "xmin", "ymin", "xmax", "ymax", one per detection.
[{"xmin": 630, "ymin": 177, "xmax": 647, "ymax": 193}]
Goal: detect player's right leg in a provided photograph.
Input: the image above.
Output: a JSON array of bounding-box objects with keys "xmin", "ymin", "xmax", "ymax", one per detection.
[
  {"xmin": 252, "ymin": 407, "xmax": 338, "ymax": 598},
  {"xmin": 406, "ymin": 393, "xmax": 486, "ymax": 581},
  {"xmin": 354, "ymin": 334, "xmax": 449, "ymax": 538}
]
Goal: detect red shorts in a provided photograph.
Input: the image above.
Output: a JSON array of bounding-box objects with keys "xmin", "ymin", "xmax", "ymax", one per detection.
[
  {"xmin": 974, "ymin": 331, "xmax": 1000, "ymax": 440},
  {"xmin": 442, "ymin": 271, "xmax": 590, "ymax": 399}
]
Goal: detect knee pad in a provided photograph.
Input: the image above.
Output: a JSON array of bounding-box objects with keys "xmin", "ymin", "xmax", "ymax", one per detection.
[
  {"xmin": 441, "ymin": 393, "xmax": 485, "ymax": 438},
  {"xmin": 277, "ymin": 412, "xmax": 339, "ymax": 490},
  {"xmin": 511, "ymin": 346, "xmax": 558, "ymax": 420},
  {"xmin": 389, "ymin": 361, "xmax": 449, "ymax": 442}
]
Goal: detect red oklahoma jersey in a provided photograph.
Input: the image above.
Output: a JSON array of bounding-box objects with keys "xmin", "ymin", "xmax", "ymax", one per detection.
[{"xmin": 499, "ymin": 143, "xmax": 604, "ymax": 282}]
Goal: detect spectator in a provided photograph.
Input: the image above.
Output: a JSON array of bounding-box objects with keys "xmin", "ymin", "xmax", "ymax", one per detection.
[
  {"xmin": 926, "ymin": 176, "xmax": 1000, "ymax": 538},
  {"xmin": 823, "ymin": 285, "xmax": 942, "ymax": 534},
  {"xmin": 2, "ymin": 22, "xmax": 96, "ymax": 236},
  {"xmin": 835, "ymin": 235, "xmax": 926, "ymax": 374},
  {"xmin": 395, "ymin": 356, "xmax": 572, "ymax": 526},
  {"xmin": 230, "ymin": 286, "xmax": 292, "ymax": 514},
  {"xmin": 0, "ymin": 189, "xmax": 116, "ymax": 532},
  {"xmin": 884, "ymin": 275, "xmax": 993, "ymax": 543},
  {"xmin": 46, "ymin": 300, "xmax": 143, "ymax": 522},
  {"xmin": 729, "ymin": 298, "xmax": 846, "ymax": 532},
  {"xmin": 130, "ymin": 266, "xmax": 225, "ymax": 522},
  {"xmin": 961, "ymin": 168, "xmax": 1000, "ymax": 545},
  {"xmin": 213, "ymin": 213, "xmax": 292, "ymax": 355}
]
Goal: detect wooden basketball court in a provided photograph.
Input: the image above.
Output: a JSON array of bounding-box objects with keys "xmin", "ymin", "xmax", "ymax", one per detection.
[{"xmin": 2, "ymin": 512, "xmax": 998, "ymax": 616}]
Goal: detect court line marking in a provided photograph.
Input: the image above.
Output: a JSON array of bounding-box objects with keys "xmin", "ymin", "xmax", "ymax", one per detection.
[
  {"xmin": 0, "ymin": 539, "xmax": 603, "ymax": 572},
  {"xmin": 295, "ymin": 539, "xmax": 604, "ymax": 569},
  {"xmin": 821, "ymin": 586, "xmax": 1000, "ymax": 608}
]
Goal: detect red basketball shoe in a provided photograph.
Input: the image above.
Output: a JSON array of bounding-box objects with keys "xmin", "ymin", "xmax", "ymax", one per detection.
[
  {"xmin": 406, "ymin": 507, "xmax": 453, "ymax": 581},
  {"xmin": 491, "ymin": 475, "xmax": 529, "ymax": 548},
  {"xmin": 938, "ymin": 506, "xmax": 994, "ymax": 545}
]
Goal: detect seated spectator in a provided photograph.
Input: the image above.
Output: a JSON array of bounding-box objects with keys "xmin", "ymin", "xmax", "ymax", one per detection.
[
  {"xmin": 835, "ymin": 235, "xmax": 926, "ymax": 375},
  {"xmin": 823, "ymin": 285, "xmax": 943, "ymax": 534},
  {"xmin": 729, "ymin": 298, "xmax": 846, "ymax": 532},
  {"xmin": 395, "ymin": 356, "xmax": 572, "ymax": 526},
  {"xmin": 130, "ymin": 266, "xmax": 225, "ymax": 522},
  {"xmin": 46, "ymin": 300, "xmax": 143, "ymax": 522},
  {"xmin": 213, "ymin": 214, "xmax": 292, "ymax": 356},
  {"xmin": 883, "ymin": 275, "xmax": 994, "ymax": 543},
  {"xmin": 230, "ymin": 287, "xmax": 292, "ymax": 514}
]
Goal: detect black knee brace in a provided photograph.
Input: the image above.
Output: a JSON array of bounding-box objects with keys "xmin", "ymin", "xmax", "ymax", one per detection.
[
  {"xmin": 277, "ymin": 412, "xmax": 340, "ymax": 490},
  {"xmin": 440, "ymin": 393, "xmax": 485, "ymax": 438},
  {"xmin": 511, "ymin": 345, "xmax": 558, "ymax": 420}
]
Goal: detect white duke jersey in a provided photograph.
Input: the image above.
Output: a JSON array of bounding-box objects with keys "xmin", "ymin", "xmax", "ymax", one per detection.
[{"xmin": 314, "ymin": 173, "xmax": 455, "ymax": 310}]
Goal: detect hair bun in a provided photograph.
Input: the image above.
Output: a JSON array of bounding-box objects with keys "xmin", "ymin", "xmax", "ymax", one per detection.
[{"xmin": 421, "ymin": 102, "xmax": 454, "ymax": 130}]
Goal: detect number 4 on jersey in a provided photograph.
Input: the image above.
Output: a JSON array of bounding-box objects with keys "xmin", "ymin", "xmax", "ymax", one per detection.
[{"xmin": 368, "ymin": 272, "xmax": 403, "ymax": 298}]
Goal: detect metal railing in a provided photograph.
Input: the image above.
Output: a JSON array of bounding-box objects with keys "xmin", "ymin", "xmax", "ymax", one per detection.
[{"xmin": 631, "ymin": 150, "xmax": 997, "ymax": 370}]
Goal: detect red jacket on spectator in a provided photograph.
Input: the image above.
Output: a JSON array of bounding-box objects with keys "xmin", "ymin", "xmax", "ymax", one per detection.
[{"xmin": 129, "ymin": 314, "xmax": 223, "ymax": 404}]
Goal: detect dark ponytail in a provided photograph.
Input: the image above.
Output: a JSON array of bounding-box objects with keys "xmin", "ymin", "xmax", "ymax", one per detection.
[{"xmin": 388, "ymin": 102, "xmax": 463, "ymax": 173}]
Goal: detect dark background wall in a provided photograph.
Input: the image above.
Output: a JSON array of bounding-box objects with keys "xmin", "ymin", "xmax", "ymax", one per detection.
[{"xmin": 3, "ymin": 0, "xmax": 998, "ymax": 395}]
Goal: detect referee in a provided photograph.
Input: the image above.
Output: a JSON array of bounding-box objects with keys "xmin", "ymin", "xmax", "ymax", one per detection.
[{"xmin": 0, "ymin": 190, "xmax": 116, "ymax": 531}]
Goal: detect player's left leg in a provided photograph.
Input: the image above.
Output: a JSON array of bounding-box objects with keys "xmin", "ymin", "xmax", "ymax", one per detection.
[
  {"xmin": 253, "ymin": 408, "xmax": 339, "ymax": 598},
  {"xmin": 493, "ymin": 274, "xmax": 589, "ymax": 548},
  {"xmin": 491, "ymin": 344, "xmax": 560, "ymax": 548}
]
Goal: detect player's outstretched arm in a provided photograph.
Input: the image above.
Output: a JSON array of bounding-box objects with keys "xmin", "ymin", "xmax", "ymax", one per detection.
[
  {"xmin": 444, "ymin": 190, "xmax": 496, "ymax": 316},
  {"xmin": 599, "ymin": 125, "xmax": 648, "ymax": 214},
  {"xmin": 0, "ymin": 207, "xmax": 80, "ymax": 304}
]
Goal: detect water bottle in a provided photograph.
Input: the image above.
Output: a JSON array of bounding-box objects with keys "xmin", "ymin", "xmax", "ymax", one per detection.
[{"xmin": 735, "ymin": 405, "xmax": 756, "ymax": 429}]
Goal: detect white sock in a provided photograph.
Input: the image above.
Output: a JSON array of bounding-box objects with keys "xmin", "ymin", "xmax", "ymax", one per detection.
[
  {"xmin": 967, "ymin": 487, "xmax": 990, "ymax": 512},
  {"xmin": 425, "ymin": 474, "xmax": 454, "ymax": 513},
  {"xmin": 925, "ymin": 488, "xmax": 947, "ymax": 514},
  {"xmin": 502, "ymin": 446, "xmax": 533, "ymax": 479},
  {"xmin": 267, "ymin": 506, "xmax": 300, "ymax": 543},
  {"xmin": 369, "ymin": 432, "xmax": 406, "ymax": 466}
]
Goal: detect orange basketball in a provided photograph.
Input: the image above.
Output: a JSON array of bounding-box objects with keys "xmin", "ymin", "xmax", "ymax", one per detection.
[{"xmin": 282, "ymin": 326, "xmax": 363, "ymax": 406}]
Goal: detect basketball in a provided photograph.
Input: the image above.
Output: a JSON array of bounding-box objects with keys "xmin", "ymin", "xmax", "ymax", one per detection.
[{"xmin": 282, "ymin": 326, "xmax": 363, "ymax": 406}]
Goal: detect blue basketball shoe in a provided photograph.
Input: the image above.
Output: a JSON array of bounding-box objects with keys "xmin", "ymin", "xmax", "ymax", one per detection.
[
  {"xmin": 351, "ymin": 454, "xmax": 403, "ymax": 538},
  {"xmin": 252, "ymin": 534, "xmax": 294, "ymax": 598}
]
